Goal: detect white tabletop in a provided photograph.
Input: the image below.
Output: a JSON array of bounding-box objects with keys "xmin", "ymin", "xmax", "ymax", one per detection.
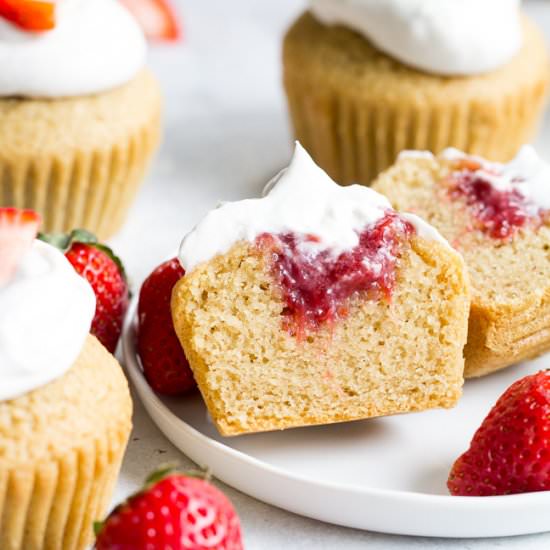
[{"xmin": 110, "ymin": 1, "xmax": 550, "ymax": 547}]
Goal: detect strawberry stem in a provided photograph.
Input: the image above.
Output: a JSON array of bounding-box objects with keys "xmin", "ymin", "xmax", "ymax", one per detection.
[
  {"xmin": 145, "ymin": 464, "xmax": 179, "ymax": 486},
  {"xmin": 145, "ymin": 465, "xmax": 212, "ymax": 487},
  {"xmin": 93, "ymin": 520, "xmax": 104, "ymax": 537},
  {"xmin": 38, "ymin": 229, "xmax": 128, "ymax": 283}
]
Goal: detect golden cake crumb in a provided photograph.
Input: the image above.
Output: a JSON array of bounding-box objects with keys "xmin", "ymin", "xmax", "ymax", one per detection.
[
  {"xmin": 373, "ymin": 154, "xmax": 550, "ymax": 377},
  {"xmin": 172, "ymin": 238, "xmax": 470, "ymax": 436}
]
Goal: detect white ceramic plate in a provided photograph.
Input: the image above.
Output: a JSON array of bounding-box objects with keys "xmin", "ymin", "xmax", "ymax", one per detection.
[{"xmin": 122, "ymin": 300, "xmax": 550, "ymax": 538}]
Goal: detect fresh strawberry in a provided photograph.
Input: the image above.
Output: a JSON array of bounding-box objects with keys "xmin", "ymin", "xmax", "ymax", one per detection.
[
  {"xmin": 39, "ymin": 230, "xmax": 129, "ymax": 353},
  {"xmin": 95, "ymin": 469, "xmax": 244, "ymax": 550},
  {"xmin": 448, "ymin": 370, "xmax": 550, "ymax": 496},
  {"xmin": 119, "ymin": 0, "xmax": 181, "ymax": 42},
  {"xmin": 0, "ymin": 0, "xmax": 55, "ymax": 31},
  {"xmin": 137, "ymin": 258, "xmax": 196, "ymax": 394},
  {"xmin": 0, "ymin": 207, "xmax": 40, "ymax": 286}
]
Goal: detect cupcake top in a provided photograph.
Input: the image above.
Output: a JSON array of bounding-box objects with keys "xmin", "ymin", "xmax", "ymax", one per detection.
[
  {"xmin": 179, "ymin": 143, "xmax": 449, "ymax": 273},
  {"xmin": 399, "ymin": 146, "xmax": 550, "ymax": 240},
  {"xmin": 308, "ymin": 0, "xmax": 522, "ymax": 76},
  {"xmin": 401, "ymin": 146, "xmax": 550, "ymax": 212},
  {"xmin": 0, "ymin": 238, "xmax": 96, "ymax": 401},
  {"xmin": 440, "ymin": 146, "xmax": 550, "ymax": 212},
  {"xmin": 0, "ymin": 0, "xmax": 146, "ymax": 98}
]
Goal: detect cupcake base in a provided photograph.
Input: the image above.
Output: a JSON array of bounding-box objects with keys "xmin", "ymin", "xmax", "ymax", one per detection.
[
  {"xmin": 0, "ymin": 335, "xmax": 132, "ymax": 550},
  {"xmin": 0, "ymin": 69, "xmax": 161, "ymax": 239},
  {"xmin": 283, "ymin": 13, "xmax": 550, "ymax": 186}
]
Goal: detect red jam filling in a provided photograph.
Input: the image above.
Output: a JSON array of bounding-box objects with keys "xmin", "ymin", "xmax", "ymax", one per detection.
[
  {"xmin": 256, "ymin": 212, "xmax": 415, "ymax": 337},
  {"xmin": 447, "ymin": 163, "xmax": 541, "ymax": 240}
]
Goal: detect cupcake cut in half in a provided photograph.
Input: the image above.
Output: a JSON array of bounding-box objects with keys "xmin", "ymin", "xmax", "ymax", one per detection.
[
  {"xmin": 171, "ymin": 144, "xmax": 470, "ymax": 436},
  {"xmin": 372, "ymin": 146, "xmax": 550, "ymax": 378}
]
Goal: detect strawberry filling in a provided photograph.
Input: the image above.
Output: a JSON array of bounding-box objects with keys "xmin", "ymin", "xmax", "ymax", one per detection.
[
  {"xmin": 447, "ymin": 166, "xmax": 544, "ymax": 240},
  {"xmin": 256, "ymin": 212, "xmax": 415, "ymax": 337},
  {"xmin": 0, "ymin": 0, "xmax": 55, "ymax": 32}
]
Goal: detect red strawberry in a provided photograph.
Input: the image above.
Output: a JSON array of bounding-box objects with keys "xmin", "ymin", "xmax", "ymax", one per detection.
[
  {"xmin": 39, "ymin": 230, "xmax": 129, "ymax": 353},
  {"xmin": 448, "ymin": 370, "xmax": 550, "ymax": 496},
  {"xmin": 119, "ymin": 0, "xmax": 181, "ymax": 42},
  {"xmin": 0, "ymin": 207, "xmax": 40, "ymax": 286},
  {"xmin": 137, "ymin": 258, "xmax": 196, "ymax": 394},
  {"xmin": 0, "ymin": 0, "xmax": 55, "ymax": 31},
  {"xmin": 95, "ymin": 469, "xmax": 244, "ymax": 550}
]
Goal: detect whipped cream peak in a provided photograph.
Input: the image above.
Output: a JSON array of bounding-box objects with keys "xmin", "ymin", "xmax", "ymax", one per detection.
[
  {"xmin": 179, "ymin": 143, "xmax": 449, "ymax": 273},
  {"xmin": 0, "ymin": 239, "xmax": 96, "ymax": 401},
  {"xmin": 0, "ymin": 0, "xmax": 146, "ymax": 98},
  {"xmin": 440, "ymin": 145, "xmax": 550, "ymax": 211},
  {"xmin": 309, "ymin": 0, "xmax": 522, "ymax": 76}
]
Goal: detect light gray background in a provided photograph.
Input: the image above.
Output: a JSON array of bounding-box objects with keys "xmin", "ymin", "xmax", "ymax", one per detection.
[{"xmin": 110, "ymin": 1, "xmax": 550, "ymax": 548}]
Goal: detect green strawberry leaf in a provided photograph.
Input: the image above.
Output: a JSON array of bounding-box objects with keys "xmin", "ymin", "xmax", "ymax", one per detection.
[
  {"xmin": 38, "ymin": 229, "xmax": 127, "ymax": 282},
  {"xmin": 93, "ymin": 520, "xmax": 104, "ymax": 537}
]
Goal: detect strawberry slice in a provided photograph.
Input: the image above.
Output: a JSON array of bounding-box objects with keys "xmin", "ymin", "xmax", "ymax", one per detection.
[
  {"xmin": 0, "ymin": 208, "xmax": 41, "ymax": 287},
  {"xmin": 119, "ymin": 0, "xmax": 181, "ymax": 42},
  {"xmin": 0, "ymin": 0, "xmax": 55, "ymax": 32}
]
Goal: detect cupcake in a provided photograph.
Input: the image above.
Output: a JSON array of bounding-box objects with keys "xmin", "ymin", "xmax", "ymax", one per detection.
[
  {"xmin": 171, "ymin": 144, "xmax": 470, "ymax": 435},
  {"xmin": 372, "ymin": 146, "xmax": 550, "ymax": 378},
  {"xmin": 283, "ymin": 0, "xmax": 550, "ymax": 186},
  {"xmin": 0, "ymin": 0, "xmax": 161, "ymax": 239},
  {"xmin": 0, "ymin": 209, "xmax": 132, "ymax": 549}
]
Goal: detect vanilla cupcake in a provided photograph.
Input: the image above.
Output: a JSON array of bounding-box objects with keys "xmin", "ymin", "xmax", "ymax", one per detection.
[
  {"xmin": 373, "ymin": 146, "xmax": 550, "ymax": 377},
  {"xmin": 0, "ymin": 232, "xmax": 132, "ymax": 549},
  {"xmin": 0, "ymin": 0, "xmax": 161, "ymax": 238},
  {"xmin": 283, "ymin": 0, "xmax": 550, "ymax": 186},
  {"xmin": 172, "ymin": 144, "xmax": 470, "ymax": 435}
]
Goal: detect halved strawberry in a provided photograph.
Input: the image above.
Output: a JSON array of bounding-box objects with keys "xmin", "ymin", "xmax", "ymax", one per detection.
[
  {"xmin": 0, "ymin": 0, "xmax": 55, "ymax": 32},
  {"xmin": 119, "ymin": 0, "xmax": 181, "ymax": 42},
  {"xmin": 0, "ymin": 208, "xmax": 41, "ymax": 287}
]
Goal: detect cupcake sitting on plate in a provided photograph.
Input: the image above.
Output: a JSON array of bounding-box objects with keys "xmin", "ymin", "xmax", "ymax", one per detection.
[
  {"xmin": 0, "ymin": 208, "xmax": 132, "ymax": 550},
  {"xmin": 171, "ymin": 144, "xmax": 470, "ymax": 436},
  {"xmin": 0, "ymin": 0, "xmax": 161, "ymax": 238},
  {"xmin": 283, "ymin": 0, "xmax": 550, "ymax": 186}
]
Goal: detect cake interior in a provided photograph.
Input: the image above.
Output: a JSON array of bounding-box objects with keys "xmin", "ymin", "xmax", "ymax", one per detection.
[
  {"xmin": 172, "ymin": 231, "xmax": 469, "ymax": 435},
  {"xmin": 372, "ymin": 155, "xmax": 550, "ymax": 377},
  {"xmin": 255, "ymin": 211, "xmax": 415, "ymax": 338}
]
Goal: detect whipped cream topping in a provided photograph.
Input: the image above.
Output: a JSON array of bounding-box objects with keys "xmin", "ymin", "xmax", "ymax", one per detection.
[
  {"xmin": 179, "ymin": 143, "xmax": 449, "ymax": 273},
  {"xmin": 0, "ymin": 0, "xmax": 146, "ymax": 98},
  {"xmin": 440, "ymin": 146, "xmax": 550, "ymax": 212},
  {"xmin": 309, "ymin": 0, "xmax": 522, "ymax": 76},
  {"xmin": 0, "ymin": 240, "xmax": 96, "ymax": 401}
]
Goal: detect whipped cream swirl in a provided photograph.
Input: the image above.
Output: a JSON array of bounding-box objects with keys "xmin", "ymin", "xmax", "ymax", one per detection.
[
  {"xmin": 309, "ymin": 0, "xmax": 522, "ymax": 76},
  {"xmin": 179, "ymin": 143, "xmax": 449, "ymax": 273},
  {"xmin": 0, "ymin": 0, "xmax": 146, "ymax": 98},
  {"xmin": 0, "ymin": 240, "xmax": 96, "ymax": 401}
]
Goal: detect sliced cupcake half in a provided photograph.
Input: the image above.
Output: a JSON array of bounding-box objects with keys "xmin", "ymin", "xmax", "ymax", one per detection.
[
  {"xmin": 373, "ymin": 146, "xmax": 550, "ymax": 378},
  {"xmin": 172, "ymin": 144, "xmax": 470, "ymax": 435}
]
